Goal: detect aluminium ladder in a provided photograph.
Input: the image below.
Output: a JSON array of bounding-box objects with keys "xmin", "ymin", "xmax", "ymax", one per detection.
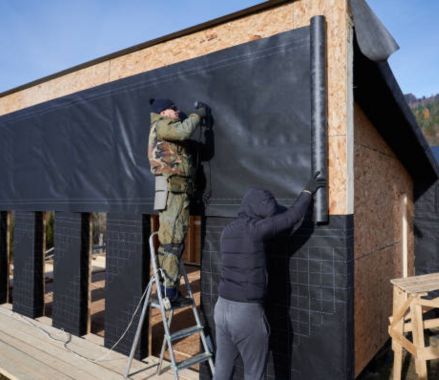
[{"xmin": 124, "ymin": 232, "xmax": 215, "ymax": 379}]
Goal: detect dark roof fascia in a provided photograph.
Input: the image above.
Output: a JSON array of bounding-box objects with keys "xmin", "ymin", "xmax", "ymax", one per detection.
[
  {"xmin": 379, "ymin": 62, "xmax": 439, "ymax": 179},
  {"xmin": 354, "ymin": 40, "xmax": 439, "ymax": 186},
  {"xmin": 432, "ymin": 147, "xmax": 439, "ymax": 163},
  {"xmin": 0, "ymin": 0, "xmax": 294, "ymax": 98}
]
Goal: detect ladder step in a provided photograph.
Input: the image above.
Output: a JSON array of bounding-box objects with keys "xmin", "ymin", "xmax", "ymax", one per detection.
[
  {"xmin": 150, "ymin": 299, "xmax": 161, "ymax": 309},
  {"xmin": 177, "ymin": 352, "xmax": 212, "ymax": 371},
  {"xmin": 170, "ymin": 326, "xmax": 203, "ymax": 342},
  {"xmin": 149, "ymin": 296, "xmax": 193, "ymax": 309}
]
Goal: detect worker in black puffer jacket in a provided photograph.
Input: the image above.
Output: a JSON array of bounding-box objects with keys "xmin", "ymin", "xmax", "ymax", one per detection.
[{"xmin": 213, "ymin": 172, "xmax": 325, "ymax": 380}]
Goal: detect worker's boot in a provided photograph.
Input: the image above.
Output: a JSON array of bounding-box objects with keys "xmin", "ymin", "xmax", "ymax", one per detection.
[
  {"xmin": 159, "ymin": 284, "xmax": 192, "ymax": 308},
  {"xmin": 158, "ymin": 243, "xmax": 191, "ymax": 307}
]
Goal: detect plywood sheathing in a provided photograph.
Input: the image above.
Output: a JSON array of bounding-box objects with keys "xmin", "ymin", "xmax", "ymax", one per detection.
[
  {"xmin": 353, "ymin": 104, "xmax": 414, "ymax": 376},
  {"xmin": 108, "ymin": 5, "xmax": 292, "ymax": 82},
  {"xmin": 0, "ymin": 0, "xmax": 351, "ymax": 215},
  {"xmin": 0, "ymin": 62, "xmax": 111, "ymax": 117}
]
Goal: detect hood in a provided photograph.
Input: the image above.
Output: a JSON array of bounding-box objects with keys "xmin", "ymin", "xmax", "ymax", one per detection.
[{"xmin": 238, "ymin": 188, "xmax": 286, "ymax": 219}]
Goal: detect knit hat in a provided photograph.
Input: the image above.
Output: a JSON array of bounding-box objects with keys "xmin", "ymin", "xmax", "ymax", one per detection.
[{"xmin": 149, "ymin": 98, "xmax": 176, "ymax": 114}]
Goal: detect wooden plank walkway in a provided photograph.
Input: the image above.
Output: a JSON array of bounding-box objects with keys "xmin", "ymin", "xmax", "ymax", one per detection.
[{"xmin": 0, "ymin": 305, "xmax": 198, "ymax": 380}]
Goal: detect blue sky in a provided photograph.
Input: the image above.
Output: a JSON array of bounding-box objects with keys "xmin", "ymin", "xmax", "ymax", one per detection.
[
  {"xmin": 368, "ymin": 0, "xmax": 438, "ymax": 98},
  {"xmin": 0, "ymin": 0, "xmax": 437, "ymax": 97}
]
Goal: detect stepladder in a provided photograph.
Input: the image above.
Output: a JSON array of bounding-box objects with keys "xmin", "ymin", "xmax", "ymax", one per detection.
[
  {"xmin": 124, "ymin": 232, "xmax": 215, "ymax": 379},
  {"xmin": 389, "ymin": 272, "xmax": 439, "ymax": 380}
]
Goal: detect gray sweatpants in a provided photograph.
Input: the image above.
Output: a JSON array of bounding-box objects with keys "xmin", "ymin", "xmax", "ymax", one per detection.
[{"xmin": 213, "ymin": 296, "xmax": 270, "ymax": 380}]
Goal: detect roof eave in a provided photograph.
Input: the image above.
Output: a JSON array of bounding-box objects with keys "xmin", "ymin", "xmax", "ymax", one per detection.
[
  {"xmin": 0, "ymin": 0, "xmax": 294, "ymax": 98},
  {"xmin": 354, "ymin": 40, "xmax": 439, "ymax": 185}
]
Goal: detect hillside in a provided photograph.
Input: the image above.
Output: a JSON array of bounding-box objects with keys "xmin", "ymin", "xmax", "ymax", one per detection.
[{"xmin": 405, "ymin": 93, "xmax": 439, "ymax": 146}]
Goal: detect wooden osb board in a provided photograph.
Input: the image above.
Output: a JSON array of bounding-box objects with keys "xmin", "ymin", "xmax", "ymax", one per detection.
[
  {"xmin": 0, "ymin": 0, "xmax": 351, "ymax": 215},
  {"xmin": 353, "ymin": 104, "xmax": 414, "ymax": 376},
  {"xmin": 0, "ymin": 62, "xmax": 111, "ymax": 117},
  {"xmin": 391, "ymin": 272, "xmax": 439, "ymax": 294}
]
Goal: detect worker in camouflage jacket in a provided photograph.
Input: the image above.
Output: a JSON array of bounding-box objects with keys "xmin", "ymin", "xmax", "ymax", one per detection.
[{"xmin": 148, "ymin": 98, "xmax": 207, "ymax": 303}]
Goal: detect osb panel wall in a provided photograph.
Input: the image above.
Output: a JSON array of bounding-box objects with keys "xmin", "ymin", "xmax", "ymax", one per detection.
[
  {"xmin": 354, "ymin": 104, "xmax": 414, "ymax": 376},
  {"xmin": 0, "ymin": 62, "xmax": 111, "ymax": 118},
  {"xmin": 0, "ymin": 0, "xmax": 351, "ymax": 215}
]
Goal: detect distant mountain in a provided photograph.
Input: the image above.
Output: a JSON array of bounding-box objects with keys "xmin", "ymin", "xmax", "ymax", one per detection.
[{"xmin": 405, "ymin": 93, "xmax": 439, "ymax": 146}]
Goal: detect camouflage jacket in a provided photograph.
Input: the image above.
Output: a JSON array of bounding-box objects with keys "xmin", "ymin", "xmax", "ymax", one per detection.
[{"xmin": 148, "ymin": 112, "xmax": 200, "ymax": 177}]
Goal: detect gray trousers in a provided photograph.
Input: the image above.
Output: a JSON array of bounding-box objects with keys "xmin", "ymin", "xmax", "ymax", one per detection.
[{"xmin": 213, "ymin": 296, "xmax": 270, "ymax": 380}]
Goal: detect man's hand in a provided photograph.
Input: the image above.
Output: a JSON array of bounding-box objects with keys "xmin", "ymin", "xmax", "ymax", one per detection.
[
  {"xmin": 304, "ymin": 171, "xmax": 326, "ymax": 194},
  {"xmin": 194, "ymin": 106, "xmax": 207, "ymax": 118},
  {"xmin": 193, "ymin": 101, "xmax": 209, "ymax": 119}
]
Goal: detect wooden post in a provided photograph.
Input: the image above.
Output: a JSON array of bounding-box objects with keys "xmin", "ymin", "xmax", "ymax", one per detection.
[
  {"xmin": 410, "ymin": 297, "xmax": 427, "ymax": 379},
  {"xmin": 391, "ymin": 285, "xmax": 405, "ymax": 380},
  {"xmin": 402, "ymin": 194, "xmax": 408, "ymax": 278}
]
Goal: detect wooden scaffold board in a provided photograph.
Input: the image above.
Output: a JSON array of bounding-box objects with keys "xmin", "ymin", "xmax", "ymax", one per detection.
[{"xmin": 0, "ymin": 305, "xmax": 198, "ymax": 380}]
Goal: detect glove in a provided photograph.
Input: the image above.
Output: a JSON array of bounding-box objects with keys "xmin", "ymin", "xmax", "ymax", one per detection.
[
  {"xmin": 304, "ymin": 171, "xmax": 326, "ymax": 194},
  {"xmin": 193, "ymin": 101, "xmax": 209, "ymax": 119},
  {"xmin": 194, "ymin": 106, "xmax": 207, "ymax": 118}
]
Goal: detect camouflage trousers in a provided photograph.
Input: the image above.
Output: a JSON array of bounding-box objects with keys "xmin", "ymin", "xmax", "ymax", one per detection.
[{"xmin": 157, "ymin": 191, "xmax": 190, "ymax": 288}]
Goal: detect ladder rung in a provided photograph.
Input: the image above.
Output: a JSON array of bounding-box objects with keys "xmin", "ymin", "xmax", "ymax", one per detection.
[
  {"xmin": 177, "ymin": 352, "xmax": 212, "ymax": 371},
  {"xmin": 170, "ymin": 326, "xmax": 203, "ymax": 342},
  {"xmin": 149, "ymin": 296, "xmax": 193, "ymax": 310},
  {"xmin": 150, "ymin": 300, "xmax": 160, "ymax": 308}
]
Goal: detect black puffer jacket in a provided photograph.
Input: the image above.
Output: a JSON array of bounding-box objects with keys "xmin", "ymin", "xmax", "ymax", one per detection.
[{"xmin": 219, "ymin": 188, "xmax": 312, "ymax": 303}]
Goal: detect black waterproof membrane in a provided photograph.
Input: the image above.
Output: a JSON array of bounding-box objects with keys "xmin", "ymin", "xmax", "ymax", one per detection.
[
  {"xmin": 415, "ymin": 181, "xmax": 439, "ymax": 285},
  {"xmin": 0, "ymin": 27, "xmax": 313, "ymax": 217},
  {"xmin": 350, "ymin": 0, "xmax": 399, "ymax": 62},
  {"xmin": 200, "ymin": 215, "xmax": 354, "ymax": 380}
]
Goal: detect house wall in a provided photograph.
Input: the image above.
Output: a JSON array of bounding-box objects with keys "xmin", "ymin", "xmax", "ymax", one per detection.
[
  {"xmin": 0, "ymin": 0, "xmax": 352, "ymax": 216},
  {"xmin": 353, "ymin": 104, "xmax": 414, "ymax": 375},
  {"xmin": 0, "ymin": 1, "xmax": 359, "ymax": 377}
]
